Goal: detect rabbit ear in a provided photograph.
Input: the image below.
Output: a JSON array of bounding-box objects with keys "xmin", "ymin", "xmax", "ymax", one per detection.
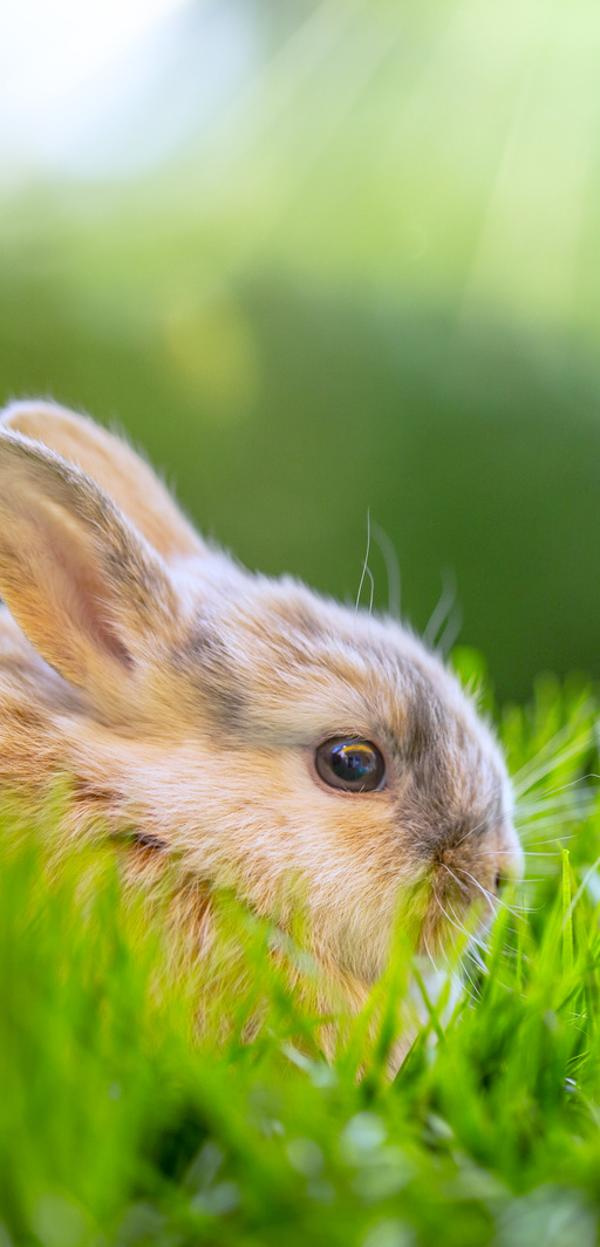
[
  {"xmin": 0, "ymin": 430, "xmax": 181, "ymax": 707},
  {"xmin": 0, "ymin": 400, "xmax": 205, "ymax": 562}
]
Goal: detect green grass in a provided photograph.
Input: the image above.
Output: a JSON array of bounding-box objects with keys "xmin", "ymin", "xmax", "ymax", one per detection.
[{"xmin": 1, "ymin": 664, "xmax": 600, "ymax": 1247}]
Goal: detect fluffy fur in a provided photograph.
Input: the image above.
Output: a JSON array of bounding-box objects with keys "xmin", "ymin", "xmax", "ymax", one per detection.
[{"xmin": 0, "ymin": 400, "xmax": 522, "ymax": 1013}]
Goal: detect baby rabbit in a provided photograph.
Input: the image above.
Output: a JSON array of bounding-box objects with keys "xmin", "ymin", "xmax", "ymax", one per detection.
[{"xmin": 0, "ymin": 400, "xmax": 522, "ymax": 1005}]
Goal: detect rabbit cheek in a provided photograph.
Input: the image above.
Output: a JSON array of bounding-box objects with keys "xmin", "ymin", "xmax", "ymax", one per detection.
[{"xmin": 303, "ymin": 799, "xmax": 417, "ymax": 982}]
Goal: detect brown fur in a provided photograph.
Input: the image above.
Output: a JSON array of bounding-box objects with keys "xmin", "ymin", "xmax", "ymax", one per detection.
[{"xmin": 0, "ymin": 399, "xmax": 522, "ymax": 1025}]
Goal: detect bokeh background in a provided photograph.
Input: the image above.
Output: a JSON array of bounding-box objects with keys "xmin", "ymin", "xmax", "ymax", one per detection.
[{"xmin": 2, "ymin": 0, "xmax": 600, "ymax": 701}]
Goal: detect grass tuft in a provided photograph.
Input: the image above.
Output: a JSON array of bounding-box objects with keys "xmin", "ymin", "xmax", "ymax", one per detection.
[{"xmin": 1, "ymin": 672, "xmax": 600, "ymax": 1246}]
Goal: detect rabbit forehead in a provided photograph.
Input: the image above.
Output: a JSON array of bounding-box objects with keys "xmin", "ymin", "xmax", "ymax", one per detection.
[{"xmin": 176, "ymin": 571, "xmax": 505, "ymax": 787}]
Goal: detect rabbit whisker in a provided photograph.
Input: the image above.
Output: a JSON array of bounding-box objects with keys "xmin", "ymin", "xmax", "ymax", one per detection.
[
  {"xmin": 514, "ymin": 735, "xmax": 593, "ymax": 798},
  {"xmin": 511, "ymin": 714, "xmax": 594, "ymax": 789},
  {"xmin": 371, "ymin": 521, "xmax": 402, "ymax": 618},
  {"xmin": 355, "ymin": 507, "xmax": 375, "ymax": 614}
]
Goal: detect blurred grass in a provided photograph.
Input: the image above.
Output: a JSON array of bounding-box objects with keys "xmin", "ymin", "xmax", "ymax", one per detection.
[
  {"xmin": 3, "ymin": 0, "xmax": 600, "ymax": 700},
  {"xmin": 1, "ymin": 667, "xmax": 600, "ymax": 1246},
  {"xmin": 3, "ymin": 242, "xmax": 600, "ymax": 700}
]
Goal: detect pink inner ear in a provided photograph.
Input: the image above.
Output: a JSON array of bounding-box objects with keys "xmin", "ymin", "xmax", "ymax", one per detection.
[{"xmin": 34, "ymin": 501, "xmax": 134, "ymax": 672}]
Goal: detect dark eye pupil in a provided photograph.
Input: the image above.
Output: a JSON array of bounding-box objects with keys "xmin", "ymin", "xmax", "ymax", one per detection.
[
  {"xmin": 331, "ymin": 743, "xmax": 373, "ymax": 782},
  {"xmin": 315, "ymin": 738, "xmax": 385, "ymax": 792}
]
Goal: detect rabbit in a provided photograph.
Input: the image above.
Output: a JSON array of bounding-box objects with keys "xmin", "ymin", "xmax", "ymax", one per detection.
[{"xmin": 0, "ymin": 398, "xmax": 523, "ymax": 1019}]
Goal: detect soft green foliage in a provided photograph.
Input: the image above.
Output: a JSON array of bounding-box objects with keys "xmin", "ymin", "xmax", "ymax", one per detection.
[
  {"xmin": 1, "ymin": 674, "xmax": 600, "ymax": 1247},
  {"xmin": 5, "ymin": 1, "xmax": 600, "ymax": 700}
]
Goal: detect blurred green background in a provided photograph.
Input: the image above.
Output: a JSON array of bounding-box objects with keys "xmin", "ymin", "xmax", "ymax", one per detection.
[{"xmin": 2, "ymin": 0, "xmax": 600, "ymax": 700}]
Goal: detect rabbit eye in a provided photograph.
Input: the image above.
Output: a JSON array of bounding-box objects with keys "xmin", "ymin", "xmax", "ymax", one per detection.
[{"xmin": 315, "ymin": 738, "xmax": 385, "ymax": 793}]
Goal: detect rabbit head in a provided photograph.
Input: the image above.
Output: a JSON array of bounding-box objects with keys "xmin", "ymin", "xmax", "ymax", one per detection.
[{"xmin": 0, "ymin": 400, "xmax": 522, "ymax": 986}]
